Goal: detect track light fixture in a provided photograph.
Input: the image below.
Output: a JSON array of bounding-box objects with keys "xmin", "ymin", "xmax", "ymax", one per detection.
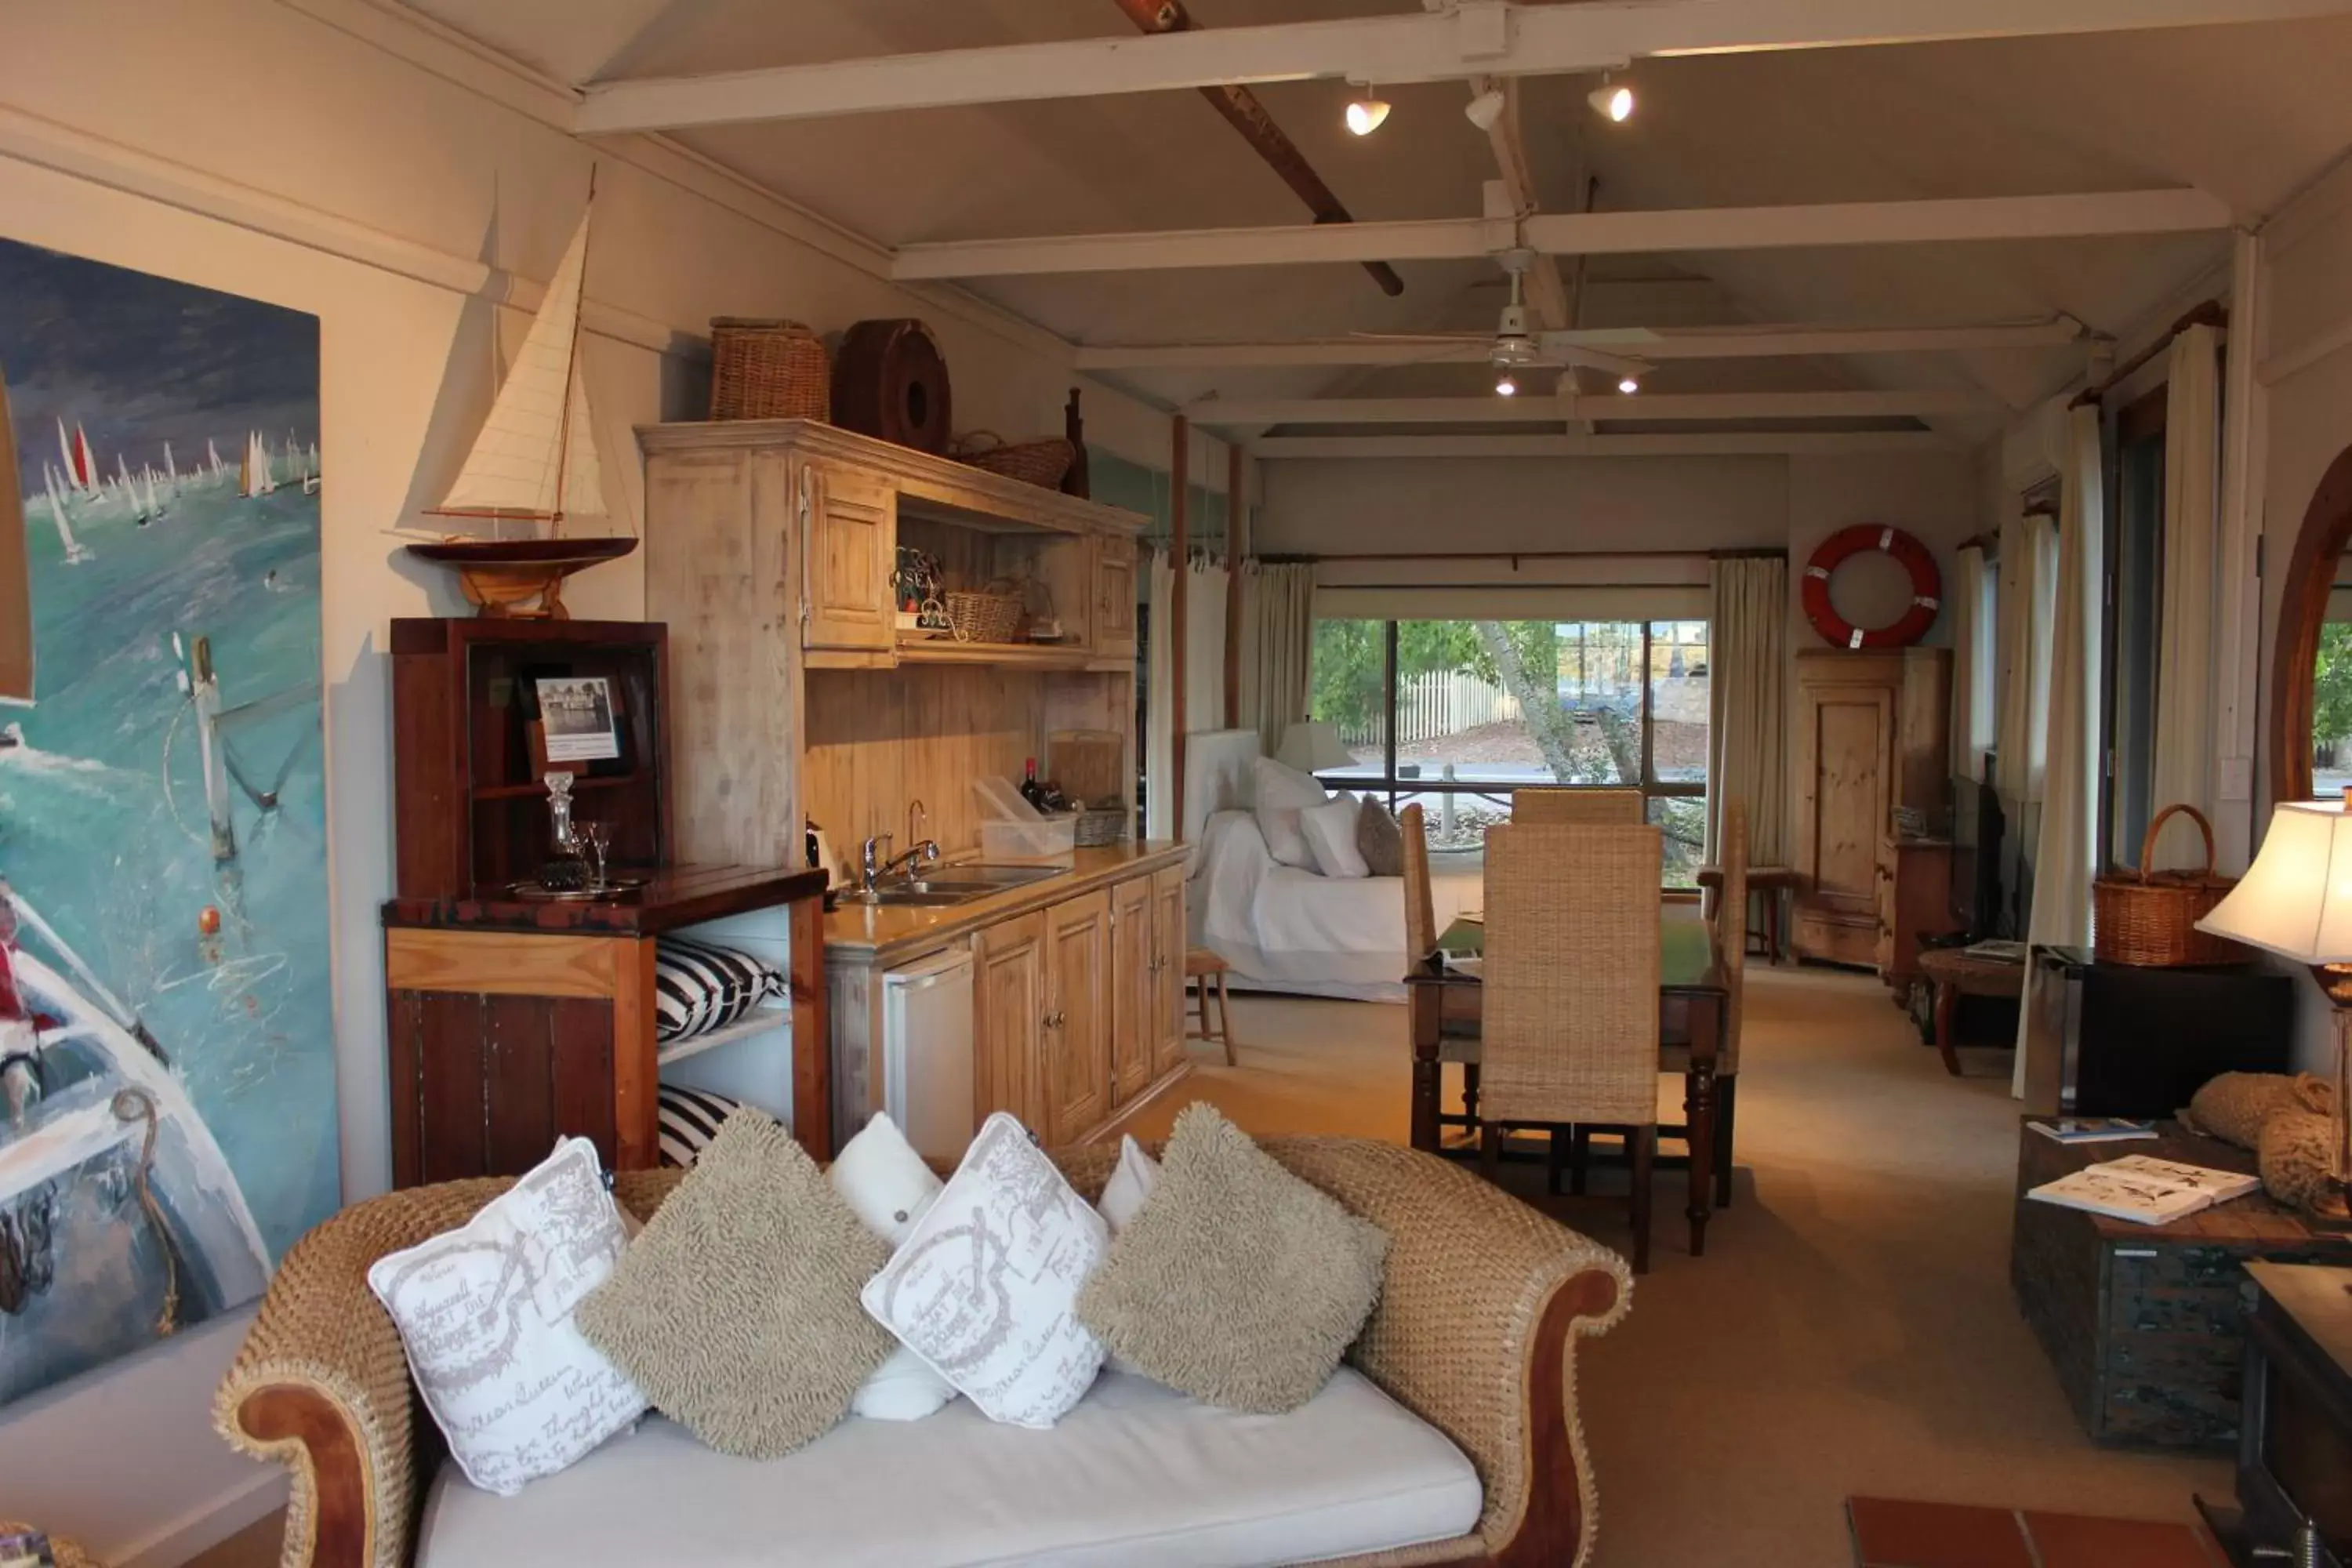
[
  {"xmin": 1464, "ymin": 84, "xmax": 1507, "ymax": 133},
  {"xmin": 1588, "ymin": 75, "xmax": 1635, "ymax": 122},
  {"xmin": 1617, "ymin": 375, "xmax": 1642, "ymax": 395},
  {"xmin": 1495, "ymin": 372, "xmax": 1518, "ymax": 397},
  {"xmin": 1345, "ymin": 85, "xmax": 1391, "ymax": 136}
]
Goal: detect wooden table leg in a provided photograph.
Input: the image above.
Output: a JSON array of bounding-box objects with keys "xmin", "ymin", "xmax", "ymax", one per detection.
[
  {"xmin": 1409, "ymin": 979, "xmax": 1442, "ymax": 1154},
  {"xmin": 1683, "ymin": 990, "xmax": 1720, "ymax": 1258},
  {"xmin": 1934, "ymin": 979, "xmax": 1962, "ymax": 1077}
]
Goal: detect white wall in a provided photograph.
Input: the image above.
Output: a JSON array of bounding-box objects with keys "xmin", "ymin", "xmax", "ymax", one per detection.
[{"xmin": 0, "ymin": 1, "xmax": 1212, "ymax": 1558}]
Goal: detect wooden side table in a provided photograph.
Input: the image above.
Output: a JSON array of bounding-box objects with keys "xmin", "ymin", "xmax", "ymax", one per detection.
[
  {"xmin": 1697, "ymin": 864, "xmax": 1798, "ymax": 964},
  {"xmin": 1916, "ymin": 946, "xmax": 2024, "ymax": 1076}
]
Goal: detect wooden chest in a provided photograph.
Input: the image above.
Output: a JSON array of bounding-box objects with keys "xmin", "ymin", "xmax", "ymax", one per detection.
[{"xmin": 2012, "ymin": 1120, "xmax": 2352, "ymax": 1450}]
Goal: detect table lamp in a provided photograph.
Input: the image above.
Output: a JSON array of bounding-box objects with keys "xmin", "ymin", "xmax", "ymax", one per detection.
[
  {"xmin": 1276, "ymin": 720, "xmax": 1355, "ymax": 775},
  {"xmin": 2195, "ymin": 799, "xmax": 2352, "ymax": 1218}
]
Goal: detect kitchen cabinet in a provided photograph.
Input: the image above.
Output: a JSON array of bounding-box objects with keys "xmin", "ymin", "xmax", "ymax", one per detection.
[
  {"xmin": 1109, "ymin": 872, "xmax": 1156, "ymax": 1108},
  {"xmin": 973, "ymin": 910, "xmax": 1047, "ymax": 1132},
  {"xmin": 1042, "ymin": 889, "xmax": 1112, "ymax": 1144},
  {"xmin": 1876, "ymin": 836, "xmax": 1956, "ymax": 1003},
  {"xmin": 1151, "ymin": 865, "xmax": 1186, "ymax": 1078},
  {"xmin": 802, "ymin": 464, "xmax": 896, "ymax": 654},
  {"xmin": 1093, "ymin": 535, "xmax": 1138, "ymax": 662}
]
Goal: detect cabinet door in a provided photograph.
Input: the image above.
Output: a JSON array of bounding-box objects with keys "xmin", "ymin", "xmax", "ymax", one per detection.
[
  {"xmin": 1092, "ymin": 535, "xmax": 1138, "ymax": 659},
  {"xmin": 1042, "ymin": 890, "xmax": 1112, "ymax": 1144},
  {"xmin": 1151, "ymin": 866, "xmax": 1187, "ymax": 1077},
  {"xmin": 1795, "ymin": 680, "xmax": 1894, "ymax": 926},
  {"xmin": 972, "ymin": 913, "xmax": 1047, "ymax": 1130},
  {"xmin": 802, "ymin": 465, "xmax": 896, "ymax": 652},
  {"xmin": 1108, "ymin": 874, "xmax": 1155, "ymax": 1108}
]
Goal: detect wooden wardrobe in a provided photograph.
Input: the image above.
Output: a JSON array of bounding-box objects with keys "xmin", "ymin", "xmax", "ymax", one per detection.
[{"xmin": 1791, "ymin": 649, "xmax": 1952, "ymax": 972}]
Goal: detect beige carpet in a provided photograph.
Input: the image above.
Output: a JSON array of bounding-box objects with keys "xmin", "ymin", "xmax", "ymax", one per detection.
[{"xmin": 1127, "ymin": 963, "xmax": 2234, "ymax": 1568}]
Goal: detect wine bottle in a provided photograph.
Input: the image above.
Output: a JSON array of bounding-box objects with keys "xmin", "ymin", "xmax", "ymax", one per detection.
[{"xmin": 1021, "ymin": 757, "xmax": 1045, "ymax": 811}]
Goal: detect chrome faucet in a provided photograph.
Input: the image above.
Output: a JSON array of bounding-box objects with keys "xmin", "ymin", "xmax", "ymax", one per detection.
[{"xmin": 856, "ymin": 825, "xmax": 941, "ymax": 899}]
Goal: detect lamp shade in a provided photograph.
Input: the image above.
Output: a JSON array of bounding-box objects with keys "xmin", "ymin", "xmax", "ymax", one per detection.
[
  {"xmin": 2194, "ymin": 800, "xmax": 2352, "ymax": 963},
  {"xmin": 1276, "ymin": 720, "xmax": 1355, "ymax": 774}
]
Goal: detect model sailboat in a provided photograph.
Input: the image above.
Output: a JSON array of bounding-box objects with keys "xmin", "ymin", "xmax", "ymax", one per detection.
[{"xmin": 404, "ymin": 179, "xmax": 634, "ymax": 618}]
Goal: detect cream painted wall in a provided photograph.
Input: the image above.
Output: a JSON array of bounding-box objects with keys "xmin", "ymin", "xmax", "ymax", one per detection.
[{"xmin": 0, "ymin": 1, "xmax": 1213, "ymax": 1558}]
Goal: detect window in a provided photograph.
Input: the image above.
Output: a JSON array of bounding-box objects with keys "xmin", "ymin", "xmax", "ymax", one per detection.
[{"xmin": 1309, "ymin": 616, "xmax": 1708, "ymax": 885}]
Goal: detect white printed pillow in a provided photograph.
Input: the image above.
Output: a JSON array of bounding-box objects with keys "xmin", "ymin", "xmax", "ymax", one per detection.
[
  {"xmin": 366, "ymin": 1138, "xmax": 645, "ymax": 1496},
  {"xmin": 1301, "ymin": 795, "xmax": 1370, "ymax": 879},
  {"xmin": 654, "ymin": 937, "xmax": 782, "ymax": 1042},
  {"xmin": 1252, "ymin": 756, "xmax": 1329, "ymax": 869},
  {"xmin": 829, "ymin": 1113, "xmax": 959, "ymax": 1422},
  {"xmin": 862, "ymin": 1112, "xmax": 1108, "ymax": 1428}
]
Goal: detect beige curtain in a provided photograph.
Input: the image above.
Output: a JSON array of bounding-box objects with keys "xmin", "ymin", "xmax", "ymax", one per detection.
[
  {"xmin": 1705, "ymin": 556, "xmax": 1788, "ymax": 866},
  {"xmin": 2147, "ymin": 322, "xmax": 2222, "ymax": 869},
  {"xmin": 1237, "ymin": 561, "xmax": 1315, "ymax": 758},
  {"xmin": 2018, "ymin": 406, "xmax": 2107, "ymax": 1094},
  {"xmin": 1950, "ymin": 543, "xmax": 1995, "ymax": 786},
  {"xmin": 1994, "ymin": 508, "xmax": 2058, "ymax": 808},
  {"xmin": 1144, "ymin": 546, "xmax": 1229, "ymax": 840}
]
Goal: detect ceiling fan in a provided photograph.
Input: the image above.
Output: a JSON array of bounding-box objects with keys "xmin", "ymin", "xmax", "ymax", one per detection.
[{"xmin": 1351, "ymin": 250, "xmax": 1657, "ymax": 384}]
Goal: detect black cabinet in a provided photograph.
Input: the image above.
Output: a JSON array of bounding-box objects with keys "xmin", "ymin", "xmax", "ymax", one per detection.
[{"xmin": 2027, "ymin": 948, "xmax": 2295, "ymax": 1116}]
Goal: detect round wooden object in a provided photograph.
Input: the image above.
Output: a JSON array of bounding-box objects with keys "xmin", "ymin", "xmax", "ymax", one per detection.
[{"xmin": 831, "ymin": 318, "xmax": 952, "ymax": 453}]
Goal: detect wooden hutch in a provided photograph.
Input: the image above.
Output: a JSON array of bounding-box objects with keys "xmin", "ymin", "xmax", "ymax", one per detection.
[
  {"xmin": 381, "ymin": 617, "xmax": 827, "ymax": 1186},
  {"xmin": 638, "ymin": 419, "xmax": 1189, "ymax": 1157}
]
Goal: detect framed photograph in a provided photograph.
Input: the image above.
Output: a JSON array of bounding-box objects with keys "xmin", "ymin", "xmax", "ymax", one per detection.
[{"xmin": 534, "ymin": 676, "xmax": 621, "ymax": 764}]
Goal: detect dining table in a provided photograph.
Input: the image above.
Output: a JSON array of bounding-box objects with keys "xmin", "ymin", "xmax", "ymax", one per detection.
[{"xmin": 1405, "ymin": 909, "xmax": 1730, "ymax": 1258}]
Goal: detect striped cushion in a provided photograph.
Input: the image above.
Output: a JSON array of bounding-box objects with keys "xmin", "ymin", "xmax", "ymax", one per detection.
[
  {"xmin": 656, "ymin": 1086, "xmax": 743, "ymax": 1168},
  {"xmin": 654, "ymin": 937, "xmax": 782, "ymax": 1043}
]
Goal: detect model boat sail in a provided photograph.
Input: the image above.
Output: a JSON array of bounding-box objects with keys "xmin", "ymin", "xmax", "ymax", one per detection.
[{"xmin": 405, "ymin": 183, "xmax": 634, "ymax": 619}]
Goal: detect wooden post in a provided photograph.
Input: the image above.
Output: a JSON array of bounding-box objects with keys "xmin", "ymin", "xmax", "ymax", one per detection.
[
  {"xmin": 1171, "ymin": 416, "xmax": 1189, "ymax": 839},
  {"xmin": 1225, "ymin": 444, "xmax": 1247, "ymax": 731}
]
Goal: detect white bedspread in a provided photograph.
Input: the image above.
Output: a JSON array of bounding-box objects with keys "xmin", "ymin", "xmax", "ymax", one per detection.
[{"xmin": 1188, "ymin": 811, "xmax": 1480, "ymax": 1001}]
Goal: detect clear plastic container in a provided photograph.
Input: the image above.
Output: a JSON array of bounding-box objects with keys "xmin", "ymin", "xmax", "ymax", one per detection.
[{"xmin": 972, "ymin": 775, "xmax": 1077, "ymax": 866}]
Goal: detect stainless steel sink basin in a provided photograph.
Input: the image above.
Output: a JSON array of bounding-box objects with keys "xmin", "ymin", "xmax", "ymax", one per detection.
[{"xmin": 852, "ymin": 865, "xmax": 1063, "ymax": 906}]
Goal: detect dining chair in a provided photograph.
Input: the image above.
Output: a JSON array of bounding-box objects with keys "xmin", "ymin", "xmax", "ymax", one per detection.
[
  {"xmin": 1479, "ymin": 822, "xmax": 1663, "ymax": 1272},
  {"xmin": 1668, "ymin": 800, "xmax": 1744, "ymax": 1207},
  {"xmin": 1510, "ymin": 787, "xmax": 1645, "ymax": 824},
  {"xmin": 1402, "ymin": 803, "xmax": 1484, "ymax": 1136}
]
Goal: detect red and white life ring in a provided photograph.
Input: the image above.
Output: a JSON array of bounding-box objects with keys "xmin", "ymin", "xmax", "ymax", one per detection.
[{"xmin": 1802, "ymin": 525, "xmax": 1941, "ymax": 650}]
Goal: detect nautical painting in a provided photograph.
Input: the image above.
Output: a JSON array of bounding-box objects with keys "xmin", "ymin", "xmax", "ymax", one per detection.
[{"xmin": 0, "ymin": 237, "xmax": 333, "ymax": 1406}]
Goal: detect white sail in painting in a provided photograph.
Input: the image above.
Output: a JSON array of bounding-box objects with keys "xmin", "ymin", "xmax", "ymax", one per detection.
[
  {"xmin": 241, "ymin": 431, "xmax": 274, "ymax": 499},
  {"xmin": 430, "ymin": 201, "xmax": 606, "ymax": 525},
  {"xmin": 45, "ymin": 467, "xmax": 89, "ymax": 564},
  {"xmin": 207, "ymin": 437, "xmax": 223, "ymax": 478}
]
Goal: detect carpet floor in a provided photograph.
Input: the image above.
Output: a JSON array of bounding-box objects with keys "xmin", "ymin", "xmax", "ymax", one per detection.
[{"xmin": 1124, "ymin": 960, "xmax": 2234, "ymax": 1568}]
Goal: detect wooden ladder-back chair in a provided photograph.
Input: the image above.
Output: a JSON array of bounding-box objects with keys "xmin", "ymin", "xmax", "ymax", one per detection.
[
  {"xmin": 1402, "ymin": 803, "xmax": 1485, "ymax": 1135},
  {"xmin": 1480, "ymin": 822, "xmax": 1664, "ymax": 1272},
  {"xmin": 1511, "ymin": 788, "xmax": 1646, "ymax": 825}
]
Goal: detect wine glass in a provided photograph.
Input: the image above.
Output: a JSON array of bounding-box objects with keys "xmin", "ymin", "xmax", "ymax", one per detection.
[{"xmin": 577, "ymin": 821, "xmax": 613, "ymax": 891}]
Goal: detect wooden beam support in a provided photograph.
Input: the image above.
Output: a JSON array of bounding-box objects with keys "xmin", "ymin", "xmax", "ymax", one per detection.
[
  {"xmin": 1189, "ymin": 390, "xmax": 1994, "ymax": 425},
  {"xmin": 576, "ymin": 0, "xmax": 2352, "ymax": 132},
  {"xmin": 1074, "ymin": 318, "xmax": 2088, "ymax": 368},
  {"xmin": 892, "ymin": 192, "xmax": 2230, "ymax": 279},
  {"xmin": 1251, "ymin": 431, "xmax": 1957, "ymax": 459},
  {"xmin": 1225, "ymin": 445, "xmax": 1247, "ymax": 731},
  {"xmin": 1169, "ymin": 417, "xmax": 1190, "ymax": 840}
]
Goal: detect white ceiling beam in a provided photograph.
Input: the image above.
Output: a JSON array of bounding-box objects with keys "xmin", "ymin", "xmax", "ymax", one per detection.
[
  {"xmin": 575, "ymin": 0, "xmax": 2352, "ymax": 133},
  {"xmin": 893, "ymin": 191, "xmax": 2230, "ymax": 279},
  {"xmin": 1252, "ymin": 431, "xmax": 1958, "ymax": 459},
  {"xmin": 1077, "ymin": 319, "xmax": 2088, "ymax": 368},
  {"xmin": 1189, "ymin": 390, "xmax": 1994, "ymax": 424}
]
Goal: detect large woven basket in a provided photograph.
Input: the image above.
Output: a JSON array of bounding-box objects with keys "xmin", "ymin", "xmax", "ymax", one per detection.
[
  {"xmin": 951, "ymin": 430, "xmax": 1075, "ymax": 490},
  {"xmin": 2092, "ymin": 803, "xmax": 2247, "ymax": 967},
  {"xmin": 943, "ymin": 579, "xmax": 1023, "ymax": 644},
  {"xmin": 709, "ymin": 318, "xmax": 829, "ymax": 421}
]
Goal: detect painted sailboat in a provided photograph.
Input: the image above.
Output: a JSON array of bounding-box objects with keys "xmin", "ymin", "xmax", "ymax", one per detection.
[
  {"xmin": 53, "ymin": 420, "xmax": 96, "ymax": 494},
  {"xmin": 405, "ymin": 178, "xmax": 634, "ymax": 618},
  {"xmin": 43, "ymin": 467, "xmax": 90, "ymax": 564},
  {"xmin": 164, "ymin": 442, "xmax": 178, "ymax": 493},
  {"xmin": 206, "ymin": 438, "xmax": 223, "ymax": 481},
  {"xmin": 303, "ymin": 441, "xmax": 320, "ymax": 496},
  {"xmin": 238, "ymin": 431, "xmax": 274, "ymax": 499},
  {"xmin": 142, "ymin": 466, "xmax": 164, "ymax": 522},
  {"xmin": 0, "ymin": 362, "xmax": 270, "ymax": 1331}
]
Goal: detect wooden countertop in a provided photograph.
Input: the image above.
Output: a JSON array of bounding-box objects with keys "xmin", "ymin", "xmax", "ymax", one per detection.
[
  {"xmin": 824, "ymin": 841, "xmax": 1188, "ymax": 962},
  {"xmin": 383, "ymin": 863, "xmax": 826, "ymax": 935}
]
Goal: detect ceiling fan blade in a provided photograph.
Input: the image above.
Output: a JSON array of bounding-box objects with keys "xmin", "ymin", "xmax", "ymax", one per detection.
[
  {"xmin": 1534, "ymin": 341, "xmax": 1653, "ymax": 376},
  {"xmin": 1346, "ymin": 332, "xmax": 1492, "ymax": 345},
  {"xmin": 1542, "ymin": 328, "xmax": 1667, "ymax": 347}
]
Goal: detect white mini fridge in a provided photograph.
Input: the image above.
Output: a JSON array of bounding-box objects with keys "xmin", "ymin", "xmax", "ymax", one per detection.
[{"xmin": 880, "ymin": 946, "xmax": 976, "ymax": 1167}]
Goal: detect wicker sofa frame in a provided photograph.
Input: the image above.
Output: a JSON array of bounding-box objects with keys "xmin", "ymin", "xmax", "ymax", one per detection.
[{"xmin": 215, "ymin": 1136, "xmax": 1632, "ymax": 1568}]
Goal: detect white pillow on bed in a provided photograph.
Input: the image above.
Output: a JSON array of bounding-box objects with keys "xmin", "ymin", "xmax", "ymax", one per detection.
[
  {"xmin": 1252, "ymin": 757, "xmax": 1328, "ymax": 869},
  {"xmin": 1301, "ymin": 796, "xmax": 1369, "ymax": 879}
]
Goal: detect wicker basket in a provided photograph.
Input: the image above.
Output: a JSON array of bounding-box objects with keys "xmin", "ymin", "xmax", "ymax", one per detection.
[
  {"xmin": 709, "ymin": 318, "xmax": 830, "ymax": 421},
  {"xmin": 2092, "ymin": 803, "xmax": 2248, "ymax": 967},
  {"xmin": 950, "ymin": 430, "xmax": 1075, "ymax": 490},
  {"xmin": 943, "ymin": 579, "xmax": 1023, "ymax": 644},
  {"xmin": 1072, "ymin": 808, "xmax": 1128, "ymax": 848}
]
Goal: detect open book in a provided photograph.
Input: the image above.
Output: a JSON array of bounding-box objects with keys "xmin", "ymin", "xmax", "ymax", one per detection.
[{"xmin": 2027, "ymin": 1154, "xmax": 2260, "ymax": 1225}]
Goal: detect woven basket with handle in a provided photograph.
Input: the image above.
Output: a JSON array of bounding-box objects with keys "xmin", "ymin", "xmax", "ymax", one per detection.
[
  {"xmin": 950, "ymin": 430, "xmax": 1075, "ymax": 490},
  {"xmin": 943, "ymin": 578, "xmax": 1024, "ymax": 644},
  {"xmin": 2092, "ymin": 803, "xmax": 2247, "ymax": 967},
  {"xmin": 708, "ymin": 318, "xmax": 830, "ymax": 421}
]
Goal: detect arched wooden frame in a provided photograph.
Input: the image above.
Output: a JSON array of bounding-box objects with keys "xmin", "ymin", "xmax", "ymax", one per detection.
[{"xmin": 2268, "ymin": 442, "xmax": 2352, "ymax": 804}]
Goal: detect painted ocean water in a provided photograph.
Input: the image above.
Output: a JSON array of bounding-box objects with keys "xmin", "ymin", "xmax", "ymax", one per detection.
[{"xmin": 0, "ymin": 238, "xmax": 332, "ymax": 1405}]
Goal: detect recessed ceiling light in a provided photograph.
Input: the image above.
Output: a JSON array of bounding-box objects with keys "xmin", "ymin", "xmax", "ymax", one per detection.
[
  {"xmin": 1617, "ymin": 375, "xmax": 1641, "ymax": 395},
  {"xmin": 1345, "ymin": 92, "xmax": 1391, "ymax": 136},
  {"xmin": 1589, "ymin": 81, "xmax": 1635, "ymax": 122}
]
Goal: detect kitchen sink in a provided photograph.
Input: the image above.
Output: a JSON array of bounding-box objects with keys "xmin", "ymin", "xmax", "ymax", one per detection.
[{"xmin": 851, "ymin": 864, "xmax": 1064, "ymax": 906}]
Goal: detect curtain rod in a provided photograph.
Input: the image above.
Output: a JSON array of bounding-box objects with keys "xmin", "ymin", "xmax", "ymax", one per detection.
[
  {"xmin": 1257, "ymin": 547, "xmax": 1784, "ymax": 564},
  {"xmin": 2070, "ymin": 299, "xmax": 2227, "ymax": 410},
  {"xmin": 1316, "ymin": 580, "xmax": 1715, "ymax": 593}
]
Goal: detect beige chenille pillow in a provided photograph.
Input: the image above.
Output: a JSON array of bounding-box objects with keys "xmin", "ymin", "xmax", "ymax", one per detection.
[
  {"xmin": 577, "ymin": 1109, "xmax": 893, "ymax": 1458},
  {"xmin": 1078, "ymin": 1103, "xmax": 1388, "ymax": 1414}
]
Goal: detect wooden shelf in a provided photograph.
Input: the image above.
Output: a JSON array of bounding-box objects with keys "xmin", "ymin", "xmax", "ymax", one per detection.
[
  {"xmin": 891, "ymin": 634, "xmax": 1093, "ymax": 670},
  {"xmin": 655, "ymin": 1003, "xmax": 789, "ymax": 1069},
  {"xmin": 471, "ymin": 773, "xmax": 644, "ymax": 802}
]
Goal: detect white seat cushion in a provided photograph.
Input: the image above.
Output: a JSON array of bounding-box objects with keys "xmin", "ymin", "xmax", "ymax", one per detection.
[{"xmin": 417, "ymin": 1367, "xmax": 1482, "ymax": 1568}]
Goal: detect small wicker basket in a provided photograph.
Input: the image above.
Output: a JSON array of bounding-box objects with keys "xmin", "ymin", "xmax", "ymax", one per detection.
[
  {"xmin": 943, "ymin": 579, "xmax": 1024, "ymax": 644},
  {"xmin": 1072, "ymin": 808, "xmax": 1128, "ymax": 848},
  {"xmin": 709, "ymin": 318, "xmax": 830, "ymax": 421},
  {"xmin": 2092, "ymin": 803, "xmax": 2248, "ymax": 967},
  {"xmin": 950, "ymin": 430, "xmax": 1075, "ymax": 490}
]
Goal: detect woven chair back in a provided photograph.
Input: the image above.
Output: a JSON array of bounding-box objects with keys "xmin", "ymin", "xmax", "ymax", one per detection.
[
  {"xmin": 1511, "ymin": 788, "xmax": 1645, "ymax": 825},
  {"xmin": 1715, "ymin": 800, "xmax": 1748, "ymax": 1074},
  {"xmin": 1480, "ymin": 822, "xmax": 1661, "ymax": 1127},
  {"xmin": 1401, "ymin": 802, "xmax": 1436, "ymax": 967}
]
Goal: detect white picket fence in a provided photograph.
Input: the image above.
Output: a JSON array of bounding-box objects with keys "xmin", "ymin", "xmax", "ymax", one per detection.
[{"xmin": 1341, "ymin": 671, "xmax": 1521, "ymax": 749}]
